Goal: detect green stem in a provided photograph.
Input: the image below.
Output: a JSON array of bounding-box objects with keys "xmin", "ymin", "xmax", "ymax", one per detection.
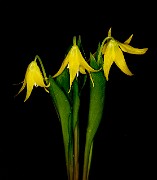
[
  {"xmin": 69, "ymin": 161, "xmax": 74, "ymax": 180},
  {"xmin": 72, "ymin": 79, "xmax": 80, "ymax": 180},
  {"xmin": 82, "ymin": 140, "xmax": 91, "ymax": 180},
  {"xmin": 35, "ymin": 55, "xmax": 49, "ymax": 84},
  {"xmin": 97, "ymin": 37, "xmax": 111, "ymax": 64},
  {"xmin": 68, "ymin": 113, "xmax": 74, "ymax": 180},
  {"xmin": 74, "ymin": 122, "xmax": 79, "ymax": 180}
]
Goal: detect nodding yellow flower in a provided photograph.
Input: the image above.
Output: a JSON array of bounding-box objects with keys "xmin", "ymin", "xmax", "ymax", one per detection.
[
  {"xmin": 16, "ymin": 58, "xmax": 50, "ymax": 102},
  {"xmin": 53, "ymin": 36, "xmax": 100, "ymax": 92},
  {"xmin": 102, "ymin": 28, "xmax": 148, "ymax": 80}
]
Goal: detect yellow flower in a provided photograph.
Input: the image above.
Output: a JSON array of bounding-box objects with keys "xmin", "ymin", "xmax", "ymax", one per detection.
[
  {"xmin": 102, "ymin": 28, "xmax": 148, "ymax": 80},
  {"xmin": 53, "ymin": 37, "xmax": 100, "ymax": 92},
  {"xmin": 16, "ymin": 58, "xmax": 50, "ymax": 102}
]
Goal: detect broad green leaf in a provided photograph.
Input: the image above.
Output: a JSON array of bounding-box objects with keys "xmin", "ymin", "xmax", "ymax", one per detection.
[
  {"xmin": 87, "ymin": 53, "xmax": 106, "ymax": 143},
  {"xmin": 55, "ymin": 67, "xmax": 72, "ymax": 104},
  {"xmin": 83, "ymin": 53, "xmax": 106, "ymax": 180},
  {"xmin": 48, "ymin": 76, "xmax": 72, "ymax": 176}
]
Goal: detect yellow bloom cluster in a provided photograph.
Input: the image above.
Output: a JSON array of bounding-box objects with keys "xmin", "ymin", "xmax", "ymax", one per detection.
[{"xmin": 16, "ymin": 29, "xmax": 148, "ymax": 101}]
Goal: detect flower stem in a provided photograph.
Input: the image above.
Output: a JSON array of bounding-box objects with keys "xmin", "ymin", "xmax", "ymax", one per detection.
[
  {"xmin": 82, "ymin": 141, "xmax": 90, "ymax": 180},
  {"xmin": 35, "ymin": 55, "xmax": 49, "ymax": 84},
  {"xmin": 74, "ymin": 122, "xmax": 79, "ymax": 180},
  {"xmin": 97, "ymin": 37, "xmax": 111, "ymax": 64}
]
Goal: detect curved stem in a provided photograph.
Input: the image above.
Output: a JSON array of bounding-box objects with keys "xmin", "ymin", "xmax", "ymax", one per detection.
[
  {"xmin": 97, "ymin": 37, "xmax": 112, "ymax": 64},
  {"xmin": 35, "ymin": 55, "xmax": 49, "ymax": 84}
]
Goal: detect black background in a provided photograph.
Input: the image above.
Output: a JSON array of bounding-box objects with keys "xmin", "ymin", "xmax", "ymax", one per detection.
[{"xmin": 1, "ymin": 1, "xmax": 157, "ymax": 180}]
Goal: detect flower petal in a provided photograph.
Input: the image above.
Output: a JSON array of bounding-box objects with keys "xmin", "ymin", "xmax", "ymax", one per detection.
[
  {"xmin": 53, "ymin": 55, "xmax": 69, "ymax": 78},
  {"xmin": 24, "ymin": 78, "xmax": 34, "ymax": 102},
  {"xmin": 114, "ymin": 46, "xmax": 133, "ymax": 76},
  {"xmin": 74, "ymin": 45, "xmax": 99, "ymax": 73},
  {"xmin": 103, "ymin": 41, "xmax": 115, "ymax": 80},
  {"xmin": 80, "ymin": 57, "xmax": 99, "ymax": 73},
  {"xmin": 33, "ymin": 70, "xmax": 47, "ymax": 87},
  {"xmin": 119, "ymin": 42, "xmax": 148, "ymax": 54},
  {"xmin": 69, "ymin": 58, "xmax": 79, "ymax": 91},
  {"xmin": 79, "ymin": 66, "xmax": 86, "ymax": 74},
  {"xmin": 124, "ymin": 34, "xmax": 133, "ymax": 44},
  {"xmin": 67, "ymin": 45, "xmax": 81, "ymax": 90},
  {"xmin": 16, "ymin": 80, "xmax": 26, "ymax": 97}
]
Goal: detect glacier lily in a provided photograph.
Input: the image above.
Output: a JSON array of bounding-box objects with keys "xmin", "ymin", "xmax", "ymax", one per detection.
[
  {"xmin": 16, "ymin": 56, "xmax": 50, "ymax": 102},
  {"xmin": 53, "ymin": 36, "xmax": 100, "ymax": 92},
  {"xmin": 101, "ymin": 28, "xmax": 148, "ymax": 80}
]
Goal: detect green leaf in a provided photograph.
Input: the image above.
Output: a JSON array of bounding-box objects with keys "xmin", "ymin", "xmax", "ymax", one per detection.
[
  {"xmin": 83, "ymin": 53, "xmax": 106, "ymax": 180},
  {"xmin": 95, "ymin": 42, "xmax": 104, "ymax": 67},
  {"xmin": 87, "ymin": 52, "xmax": 106, "ymax": 146},
  {"xmin": 55, "ymin": 67, "xmax": 72, "ymax": 104},
  {"xmin": 87, "ymin": 141, "xmax": 93, "ymax": 179},
  {"xmin": 48, "ymin": 76, "xmax": 72, "ymax": 176}
]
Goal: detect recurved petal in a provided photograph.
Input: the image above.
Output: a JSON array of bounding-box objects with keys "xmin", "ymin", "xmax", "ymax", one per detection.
[
  {"xmin": 16, "ymin": 80, "xmax": 26, "ymax": 96},
  {"xmin": 119, "ymin": 42, "xmax": 148, "ymax": 54},
  {"xmin": 124, "ymin": 34, "xmax": 133, "ymax": 44},
  {"xmin": 53, "ymin": 56, "xmax": 69, "ymax": 78},
  {"xmin": 114, "ymin": 46, "xmax": 133, "ymax": 76},
  {"xmin": 80, "ymin": 57, "xmax": 100, "ymax": 73},
  {"xmin": 24, "ymin": 78, "xmax": 34, "ymax": 102},
  {"xmin": 74, "ymin": 45, "xmax": 98, "ymax": 73}
]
